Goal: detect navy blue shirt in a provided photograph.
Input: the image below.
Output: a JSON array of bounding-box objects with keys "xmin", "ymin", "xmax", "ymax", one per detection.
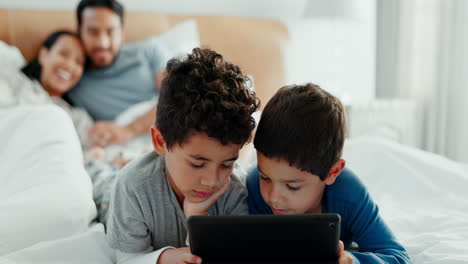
[{"xmin": 247, "ymin": 167, "xmax": 411, "ymax": 264}]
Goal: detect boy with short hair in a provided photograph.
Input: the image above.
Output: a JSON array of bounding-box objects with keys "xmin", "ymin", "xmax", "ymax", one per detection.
[
  {"xmin": 106, "ymin": 48, "xmax": 260, "ymax": 264},
  {"xmin": 247, "ymin": 84, "xmax": 411, "ymax": 264}
]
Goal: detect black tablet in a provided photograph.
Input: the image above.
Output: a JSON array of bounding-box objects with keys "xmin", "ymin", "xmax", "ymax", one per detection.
[{"xmin": 187, "ymin": 214, "xmax": 340, "ymax": 264}]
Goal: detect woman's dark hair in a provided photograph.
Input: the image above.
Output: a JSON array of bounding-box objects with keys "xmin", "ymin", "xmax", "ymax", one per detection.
[
  {"xmin": 254, "ymin": 83, "xmax": 347, "ymax": 180},
  {"xmin": 21, "ymin": 30, "xmax": 78, "ymax": 81},
  {"xmin": 157, "ymin": 48, "xmax": 260, "ymax": 149},
  {"xmin": 77, "ymin": 0, "xmax": 124, "ymax": 27}
]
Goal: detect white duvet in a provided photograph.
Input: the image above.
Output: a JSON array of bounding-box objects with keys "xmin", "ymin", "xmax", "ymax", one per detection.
[
  {"xmin": 0, "ymin": 105, "xmax": 109, "ymax": 262},
  {"xmin": 0, "ymin": 105, "xmax": 467, "ymax": 263}
]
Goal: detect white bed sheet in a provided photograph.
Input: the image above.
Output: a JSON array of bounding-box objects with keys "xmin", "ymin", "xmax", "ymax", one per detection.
[
  {"xmin": 1, "ymin": 104, "xmax": 466, "ymax": 263},
  {"xmin": 344, "ymin": 137, "xmax": 468, "ymax": 263},
  {"xmin": 0, "ymin": 105, "xmax": 97, "ymax": 256},
  {"xmin": 0, "ymin": 224, "xmax": 114, "ymax": 264}
]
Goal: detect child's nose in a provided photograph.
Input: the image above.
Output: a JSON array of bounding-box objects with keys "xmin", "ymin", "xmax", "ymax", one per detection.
[
  {"xmin": 267, "ymin": 185, "xmax": 282, "ymax": 204},
  {"xmin": 200, "ymin": 169, "xmax": 221, "ymax": 189}
]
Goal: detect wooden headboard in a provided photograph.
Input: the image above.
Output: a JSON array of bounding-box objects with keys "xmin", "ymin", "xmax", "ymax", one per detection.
[{"xmin": 0, "ymin": 8, "xmax": 289, "ymax": 108}]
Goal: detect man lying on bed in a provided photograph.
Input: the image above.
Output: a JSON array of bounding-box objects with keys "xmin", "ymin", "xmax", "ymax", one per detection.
[{"xmin": 65, "ymin": 0, "xmax": 168, "ymax": 147}]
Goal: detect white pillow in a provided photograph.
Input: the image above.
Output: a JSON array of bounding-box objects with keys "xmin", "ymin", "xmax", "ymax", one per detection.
[
  {"xmin": 0, "ymin": 105, "xmax": 96, "ymax": 255},
  {"xmin": 0, "ymin": 40, "xmax": 26, "ymax": 69},
  {"xmin": 150, "ymin": 19, "xmax": 200, "ymax": 59}
]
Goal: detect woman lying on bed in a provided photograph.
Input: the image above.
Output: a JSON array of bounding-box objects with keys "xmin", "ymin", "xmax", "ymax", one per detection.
[
  {"xmin": 0, "ymin": 30, "xmax": 92, "ymax": 147},
  {"xmin": 0, "ymin": 30, "xmax": 123, "ymax": 223}
]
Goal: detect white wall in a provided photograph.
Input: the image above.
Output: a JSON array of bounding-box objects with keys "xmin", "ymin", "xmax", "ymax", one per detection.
[
  {"xmin": 1, "ymin": 0, "xmax": 376, "ymax": 102},
  {"xmin": 285, "ymin": 0, "xmax": 376, "ymax": 103}
]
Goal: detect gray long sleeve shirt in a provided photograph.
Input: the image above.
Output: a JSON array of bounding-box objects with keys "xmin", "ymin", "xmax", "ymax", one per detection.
[{"xmin": 106, "ymin": 151, "xmax": 248, "ymax": 255}]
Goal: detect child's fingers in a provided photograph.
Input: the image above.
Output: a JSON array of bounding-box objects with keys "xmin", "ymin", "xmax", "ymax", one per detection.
[
  {"xmin": 338, "ymin": 252, "xmax": 354, "ymax": 264},
  {"xmin": 337, "ymin": 241, "xmax": 353, "ymax": 264},
  {"xmin": 182, "ymin": 252, "xmax": 202, "ymax": 264},
  {"xmin": 183, "ymin": 177, "xmax": 231, "ymax": 216},
  {"xmin": 202, "ymin": 177, "xmax": 231, "ymax": 206},
  {"xmin": 213, "ymin": 177, "xmax": 231, "ymax": 199},
  {"xmin": 338, "ymin": 240, "xmax": 344, "ymax": 254},
  {"xmin": 200, "ymin": 177, "xmax": 231, "ymax": 204}
]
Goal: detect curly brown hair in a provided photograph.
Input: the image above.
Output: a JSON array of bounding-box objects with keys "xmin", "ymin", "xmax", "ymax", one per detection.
[{"xmin": 156, "ymin": 48, "xmax": 260, "ymax": 149}]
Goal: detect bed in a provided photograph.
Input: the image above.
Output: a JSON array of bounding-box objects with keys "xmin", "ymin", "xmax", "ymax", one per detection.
[
  {"xmin": 344, "ymin": 137, "xmax": 468, "ymax": 263},
  {"xmin": 1, "ymin": 8, "xmax": 468, "ymax": 264}
]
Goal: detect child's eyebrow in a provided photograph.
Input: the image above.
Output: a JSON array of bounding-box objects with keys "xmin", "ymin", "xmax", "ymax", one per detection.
[
  {"xmin": 223, "ymin": 156, "xmax": 239, "ymax": 162},
  {"xmin": 190, "ymin": 155, "xmax": 210, "ymax": 161},
  {"xmin": 258, "ymin": 168, "xmax": 268, "ymax": 177},
  {"xmin": 259, "ymin": 168, "xmax": 304, "ymax": 183},
  {"xmin": 283, "ymin": 179, "xmax": 305, "ymax": 183},
  {"xmin": 189, "ymin": 154, "xmax": 238, "ymax": 162}
]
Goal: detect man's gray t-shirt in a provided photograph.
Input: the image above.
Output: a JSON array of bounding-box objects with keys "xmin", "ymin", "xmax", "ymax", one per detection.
[
  {"xmin": 67, "ymin": 39, "xmax": 168, "ymax": 121},
  {"xmin": 106, "ymin": 151, "xmax": 249, "ymax": 253}
]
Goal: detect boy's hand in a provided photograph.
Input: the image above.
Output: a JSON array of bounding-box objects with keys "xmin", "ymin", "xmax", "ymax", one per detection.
[
  {"xmin": 157, "ymin": 247, "xmax": 202, "ymax": 264},
  {"xmin": 183, "ymin": 178, "xmax": 231, "ymax": 217},
  {"xmin": 338, "ymin": 240, "xmax": 354, "ymax": 264}
]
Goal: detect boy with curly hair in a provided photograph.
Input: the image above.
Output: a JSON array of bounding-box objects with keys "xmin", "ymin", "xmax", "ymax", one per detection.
[{"xmin": 106, "ymin": 48, "xmax": 260, "ymax": 264}]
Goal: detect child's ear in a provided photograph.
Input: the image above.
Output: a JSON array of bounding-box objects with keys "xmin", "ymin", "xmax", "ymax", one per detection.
[
  {"xmin": 324, "ymin": 159, "xmax": 346, "ymax": 185},
  {"xmin": 150, "ymin": 125, "xmax": 167, "ymax": 155}
]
